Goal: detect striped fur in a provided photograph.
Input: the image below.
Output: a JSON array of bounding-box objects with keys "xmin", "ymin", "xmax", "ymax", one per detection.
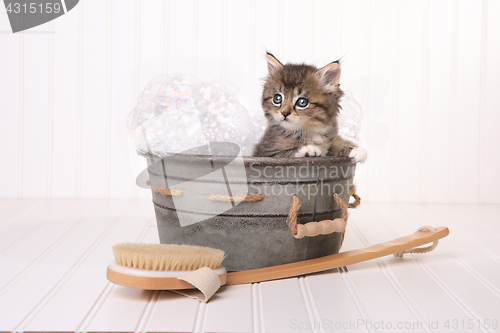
[{"xmin": 253, "ymin": 53, "xmax": 357, "ymax": 158}]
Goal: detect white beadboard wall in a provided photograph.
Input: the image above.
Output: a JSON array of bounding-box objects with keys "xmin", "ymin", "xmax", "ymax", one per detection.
[{"xmin": 0, "ymin": 0, "xmax": 499, "ymax": 203}]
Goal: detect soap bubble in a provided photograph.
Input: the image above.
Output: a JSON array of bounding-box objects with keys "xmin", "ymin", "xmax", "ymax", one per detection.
[
  {"xmin": 127, "ymin": 76, "xmax": 259, "ymax": 157},
  {"xmin": 133, "ymin": 107, "xmax": 207, "ymax": 157},
  {"xmin": 338, "ymin": 91, "xmax": 362, "ymax": 145}
]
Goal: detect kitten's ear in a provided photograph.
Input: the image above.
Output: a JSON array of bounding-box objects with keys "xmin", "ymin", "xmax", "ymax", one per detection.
[
  {"xmin": 316, "ymin": 61, "xmax": 341, "ymax": 92},
  {"xmin": 266, "ymin": 52, "xmax": 283, "ymax": 76}
]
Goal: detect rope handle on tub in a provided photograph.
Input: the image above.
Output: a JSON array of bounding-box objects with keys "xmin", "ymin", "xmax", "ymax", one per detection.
[
  {"xmin": 146, "ymin": 180, "xmax": 184, "ymax": 196},
  {"xmin": 207, "ymin": 185, "xmax": 358, "ymax": 206},
  {"xmin": 207, "ymin": 193, "xmax": 264, "ymax": 203},
  {"xmin": 150, "ymin": 184, "xmax": 263, "ymax": 202},
  {"xmin": 287, "ymin": 192, "xmax": 350, "ymax": 239},
  {"xmin": 348, "ymin": 185, "xmax": 361, "ymax": 208},
  {"xmin": 152, "ymin": 186, "xmax": 184, "ymax": 196}
]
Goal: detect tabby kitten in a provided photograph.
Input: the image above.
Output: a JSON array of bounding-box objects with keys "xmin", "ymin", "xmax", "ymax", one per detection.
[{"xmin": 253, "ymin": 53, "xmax": 367, "ymax": 163}]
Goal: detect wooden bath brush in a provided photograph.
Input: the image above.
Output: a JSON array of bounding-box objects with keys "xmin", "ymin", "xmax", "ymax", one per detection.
[{"xmin": 107, "ymin": 226, "xmax": 449, "ymax": 290}]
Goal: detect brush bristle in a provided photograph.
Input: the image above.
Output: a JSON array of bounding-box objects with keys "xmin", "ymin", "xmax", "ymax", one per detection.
[{"xmin": 112, "ymin": 243, "xmax": 225, "ymax": 271}]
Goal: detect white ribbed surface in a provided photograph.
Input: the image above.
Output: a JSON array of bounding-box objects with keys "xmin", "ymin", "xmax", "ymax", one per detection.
[
  {"xmin": 0, "ymin": 199, "xmax": 499, "ymax": 332},
  {"xmin": 1, "ymin": 0, "xmax": 500, "ymax": 203}
]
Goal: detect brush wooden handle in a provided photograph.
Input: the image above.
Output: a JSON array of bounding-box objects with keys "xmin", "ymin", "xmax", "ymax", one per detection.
[
  {"xmin": 107, "ymin": 268, "xmax": 200, "ymax": 290},
  {"xmin": 225, "ymin": 226, "xmax": 449, "ymax": 285},
  {"xmin": 106, "ymin": 264, "xmax": 228, "ymax": 290}
]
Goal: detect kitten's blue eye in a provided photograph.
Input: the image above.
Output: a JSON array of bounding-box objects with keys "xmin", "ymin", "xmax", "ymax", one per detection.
[
  {"xmin": 296, "ymin": 97, "xmax": 309, "ymax": 108},
  {"xmin": 272, "ymin": 94, "xmax": 282, "ymax": 105}
]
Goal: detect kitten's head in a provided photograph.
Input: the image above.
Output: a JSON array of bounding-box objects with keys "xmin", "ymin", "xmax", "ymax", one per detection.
[{"xmin": 262, "ymin": 53, "xmax": 343, "ymax": 133}]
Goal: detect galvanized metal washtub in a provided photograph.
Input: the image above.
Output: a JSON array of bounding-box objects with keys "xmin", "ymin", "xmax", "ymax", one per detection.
[{"xmin": 139, "ymin": 142, "xmax": 356, "ymax": 272}]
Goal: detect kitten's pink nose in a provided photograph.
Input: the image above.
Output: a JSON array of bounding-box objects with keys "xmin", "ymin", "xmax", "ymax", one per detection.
[{"xmin": 281, "ymin": 110, "xmax": 291, "ymax": 119}]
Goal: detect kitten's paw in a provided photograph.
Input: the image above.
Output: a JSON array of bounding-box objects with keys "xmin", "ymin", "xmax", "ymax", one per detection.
[
  {"xmin": 295, "ymin": 145, "xmax": 324, "ymax": 157},
  {"xmin": 349, "ymin": 147, "xmax": 368, "ymax": 163}
]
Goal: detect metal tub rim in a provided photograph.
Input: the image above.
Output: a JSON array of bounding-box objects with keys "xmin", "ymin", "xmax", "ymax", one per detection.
[{"xmin": 139, "ymin": 151, "xmax": 352, "ymax": 167}]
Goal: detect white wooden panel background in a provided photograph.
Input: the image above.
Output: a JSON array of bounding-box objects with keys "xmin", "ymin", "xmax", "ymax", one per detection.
[{"xmin": 0, "ymin": 0, "xmax": 499, "ymax": 203}]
